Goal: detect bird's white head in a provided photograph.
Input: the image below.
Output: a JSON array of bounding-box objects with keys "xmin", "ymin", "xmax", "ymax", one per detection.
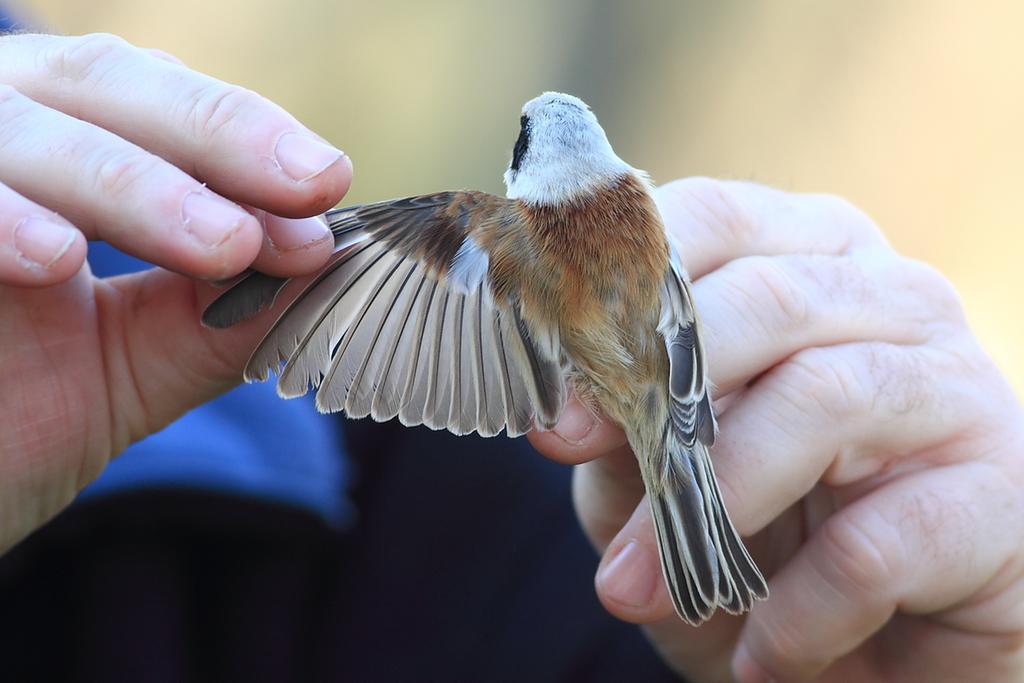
[{"xmin": 503, "ymin": 92, "xmax": 632, "ymax": 206}]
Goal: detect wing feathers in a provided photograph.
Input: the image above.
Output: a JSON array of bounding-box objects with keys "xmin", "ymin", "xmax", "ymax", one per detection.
[
  {"xmin": 663, "ymin": 243, "xmax": 717, "ymax": 448},
  {"xmin": 244, "ymin": 240, "xmax": 375, "ymax": 384},
  {"xmin": 494, "ymin": 311, "xmax": 532, "ymax": 436},
  {"xmin": 276, "ymin": 245, "xmax": 394, "ymax": 398},
  {"xmin": 398, "ymin": 279, "xmax": 441, "ymax": 427},
  {"xmin": 370, "ymin": 273, "xmax": 429, "ymax": 421},
  {"xmin": 428, "ymin": 291, "xmax": 454, "ymax": 430},
  {"xmin": 203, "ymin": 191, "xmax": 567, "ymax": 438},
  {"xmin": 202, "ymin": 272, "xmax": 289, "ymax": 329},
  {"xmin": 509, "ymin": 309, "xmax": 564, "ymax": 430},
  {"xmin": 340, "ymin": 259, "xmax": 420, "ymax": 418}
]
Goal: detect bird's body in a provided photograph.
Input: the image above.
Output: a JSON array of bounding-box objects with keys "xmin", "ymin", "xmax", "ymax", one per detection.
[
  {"xmin": 203, "ymin": 92, "xmax": 767, "ymax": 624},
  {"xmin": 498, "ymin": 174, "xmax": 669, "ymax": 418}
]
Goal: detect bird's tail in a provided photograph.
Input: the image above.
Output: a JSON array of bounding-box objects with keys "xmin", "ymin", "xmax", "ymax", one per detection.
[{"xmin": 642, "ymin": 429, "xmax": 768, "ymax": 625}]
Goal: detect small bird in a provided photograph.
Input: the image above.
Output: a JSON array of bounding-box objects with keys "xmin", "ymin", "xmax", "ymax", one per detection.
[{"xmin": 203, "ymin": 92, "xmax": 768, "ymax": 624}]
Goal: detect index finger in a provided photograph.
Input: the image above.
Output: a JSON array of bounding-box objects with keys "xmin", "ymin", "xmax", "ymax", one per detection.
[
  {"xmin": 656, "ymin": 177, "xmax": 887, "ymax": 279},
  {"xmin": 0, "ymin": 32, "xmax": 351, "ymax": 219}
]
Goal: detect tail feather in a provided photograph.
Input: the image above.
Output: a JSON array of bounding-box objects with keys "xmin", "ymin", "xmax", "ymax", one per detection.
[
  {"xmin": 650, "ymin": 487, "xmax": 715, "ymax": 624},
  {"xmin": 645, "ymin": 430, "xmax": 768, "ymax": 626}
]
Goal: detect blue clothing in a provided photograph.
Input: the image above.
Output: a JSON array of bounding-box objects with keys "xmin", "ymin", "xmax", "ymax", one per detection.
[{"xmin": 82, "ymin": 243, "xmax": 353, "ymax": 525}]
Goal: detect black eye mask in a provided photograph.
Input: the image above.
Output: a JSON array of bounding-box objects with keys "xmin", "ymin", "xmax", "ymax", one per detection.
[{"xmin": 510, "ymin": 114, "xmax": 530, "ymax": 172}]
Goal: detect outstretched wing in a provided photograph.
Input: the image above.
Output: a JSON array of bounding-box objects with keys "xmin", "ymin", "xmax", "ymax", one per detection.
[
  {"xmin": 202, "ymin": 191, "xmax": 566, "ymax": 438},
  {"xmin": 660, "ymin": 241, "xmax": 717, "ymax": 447}
]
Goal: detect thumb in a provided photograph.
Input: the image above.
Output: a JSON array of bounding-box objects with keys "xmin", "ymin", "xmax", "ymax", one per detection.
[{"xmin": 104, "ymin": 267, "xmax": 280, "ymax": 444}]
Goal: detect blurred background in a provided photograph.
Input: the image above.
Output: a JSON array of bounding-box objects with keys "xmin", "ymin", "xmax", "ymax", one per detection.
[{"xmin": 22, "ymin": 0, "xmax": 1024, "ymax": 394}]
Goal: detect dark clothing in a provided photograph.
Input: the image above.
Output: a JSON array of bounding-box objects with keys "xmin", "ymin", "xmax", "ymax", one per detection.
[{"xmin": 0, "ymin": 420, "xmax": 679, "ymax": 682}]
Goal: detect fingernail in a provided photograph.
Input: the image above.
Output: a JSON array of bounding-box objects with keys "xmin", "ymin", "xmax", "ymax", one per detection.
[
  {"xmin": 274, "ymin": 132, "xmax": 344, "ymax": 183},
  {"xmin": 266, "ymin": 215, "xmax": 331, "ymax": 252},
  {"xmin": 14, "ymin": 216, "xmax": 76, "ymax": 268},
  {"xmin": 732, "ymin": 645, "xmax": 774, "ymax": 683},
  {"xmin": 554, "ymin": 400, "xmax": 596, "ymax": 444},
  {"xmin": 182, "ymin": 192, "xmax": 248, "ymax": 248},
  {"xmin": 597, "ymin": 540, "xmax": 658, "ymax": 609}
]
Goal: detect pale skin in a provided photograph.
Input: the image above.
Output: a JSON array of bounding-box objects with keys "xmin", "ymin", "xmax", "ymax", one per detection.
[
  {"xmin": 0, "ymin": 32, "xmax": 350, "ymax": 547},
  {"xmin": 530, "ymin": 180, "xmax": 1024, "ymax": 681},
  {"xmin": 1, "ymin": 32, "xmax": 1022, "ymax": 683}
]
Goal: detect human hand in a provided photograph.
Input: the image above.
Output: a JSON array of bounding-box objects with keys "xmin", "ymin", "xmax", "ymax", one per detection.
[
  {"xmin": 0, "ymin": 33, "xmax": 352, "ymax": 551},
  {"xmin": 530, "ymin": 179, "xmax": 1024, "ymax": 681}
]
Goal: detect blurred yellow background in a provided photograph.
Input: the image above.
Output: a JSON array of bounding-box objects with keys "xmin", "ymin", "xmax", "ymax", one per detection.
[{"xmin": 24, "ymin": 0, "xmax": 1024, "ymax": 394}]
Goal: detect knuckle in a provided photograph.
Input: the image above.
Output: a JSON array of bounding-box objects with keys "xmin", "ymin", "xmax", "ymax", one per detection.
[
  {"xmin": 896, "ymin": 257, "xmax": 967, "ymax": 328},
  {"xmin": 783, "ymin": 347, "xmax": 867, "ymax": 421},
  {"xmin": 184, "ymin": 83, "xmax": 260, "ymax": 143},
  {"xmin": 92, "ymin": 149, "xmax": 165, "ymax": 202},
  {"xmin": 667, "ymin": 176, "xmax": 762, "ymax": 248},
  {"xmin": 788, "ymin": 252, "xmax": 872, "ymax": 312},
  {"xmin": 144, "ymin": 47, "xmax": 185, "ymax": 66},
  {"xmin": 818, "ymin": 509, "xmax": 905, "ymax": 599},
  {"xmin": 48, "ymin": 32, "xmax": 133, "ymax": 84},
  {"xmin": 707, "ymin": 179, "xmax": 762, "ymax": 247},
  {"xmin": 861, "ymin": 342, "xmax": 930, "ymax": 416},
  {"xmin": 0, "ymin": 85, "xmax": 34, "ymax": 150},
  {"xmin": 734, "ymin": 255, "xmax": 810, "ymax": 332},
  {"xmin": 889, "ymin": 482, "xmax": 1006, "ymax": 622},
  {"xmin": 809, "ymin": 192, "xmax": 886, "ymax": 248},
  {"xmin": 898, "ymin": 486, "xmax": 979, "ymax": 568}
]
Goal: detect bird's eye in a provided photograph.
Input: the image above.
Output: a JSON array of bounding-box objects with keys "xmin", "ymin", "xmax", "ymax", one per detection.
[{"xmin": 511, "ymin": 114, "xmax": 530, "ymax": 172}]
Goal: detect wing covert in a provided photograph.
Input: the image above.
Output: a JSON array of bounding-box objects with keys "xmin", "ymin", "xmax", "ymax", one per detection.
[{"xmin": 661, "ymin": 240, "xmax": 717, "ymax": 447}]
